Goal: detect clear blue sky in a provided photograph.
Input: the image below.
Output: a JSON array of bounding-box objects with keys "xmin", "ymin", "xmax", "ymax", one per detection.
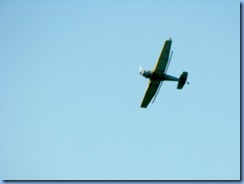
[{"xmin": 0, "ymin": 0, "xmax": 240, "ymax": 180}]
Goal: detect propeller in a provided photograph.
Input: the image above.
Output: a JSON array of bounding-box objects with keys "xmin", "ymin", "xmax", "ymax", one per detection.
[{"xmin": 139, "ymin": 66, "xmax": 144, "ymax": 74}]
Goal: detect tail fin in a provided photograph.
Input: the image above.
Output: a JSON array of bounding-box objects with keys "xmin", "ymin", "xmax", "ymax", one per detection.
[{"xmin": 177, "ymin": 72, "xmax": 188, "ymax": 89}]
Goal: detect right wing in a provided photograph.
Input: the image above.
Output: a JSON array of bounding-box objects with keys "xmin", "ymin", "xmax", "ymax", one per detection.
[
  {"xmin": 153, "ymin": 38, "xmax": 172, "ymax": 75},
  {"xmin": 141, "ymin": 80, "xmax": 161, "ymax": 108}
]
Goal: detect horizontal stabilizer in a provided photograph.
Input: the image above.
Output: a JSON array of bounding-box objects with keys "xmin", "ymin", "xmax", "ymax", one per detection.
[{"xmin": 177, "ymin": 72, "xmax": 188, "ymax": 89}]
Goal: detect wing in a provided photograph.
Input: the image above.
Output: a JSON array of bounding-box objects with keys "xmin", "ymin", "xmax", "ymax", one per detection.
[
  {"xmin": 153, "ymin": 38, "xmax": 172, "ymax": 74},
  {"xmin": 141, "ymin": 80, "xmax": 161, "ymax": 108}
]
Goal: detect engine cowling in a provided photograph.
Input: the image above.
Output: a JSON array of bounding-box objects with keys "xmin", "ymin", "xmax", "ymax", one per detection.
[{"xmin": 139, "ymin": 67, "xmax": 152, "ymax": 78}]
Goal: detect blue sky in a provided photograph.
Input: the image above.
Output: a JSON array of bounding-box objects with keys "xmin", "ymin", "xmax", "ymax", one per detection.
[{"xmin": 0, "ymin": 0, "xmax": 240, "ymax": 180}]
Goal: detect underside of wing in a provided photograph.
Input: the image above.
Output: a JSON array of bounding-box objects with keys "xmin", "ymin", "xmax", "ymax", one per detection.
[
  {"xmin": 153, "ymin": 38, "xmax": 172, "ymax": 74},
  {"xmin": 141, "ymin": 80, "xmax": 161, "ymax": 108}
]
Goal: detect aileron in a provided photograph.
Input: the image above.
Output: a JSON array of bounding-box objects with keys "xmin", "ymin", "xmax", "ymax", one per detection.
[{"xmin": 140, "ymin": 80, "xmax": 161, "ymax": 108}]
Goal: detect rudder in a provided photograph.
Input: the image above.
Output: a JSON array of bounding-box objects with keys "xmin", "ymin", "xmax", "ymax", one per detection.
[{"xmin": 177, "ymin": 72, "xmax": 188, "ymax": 89}]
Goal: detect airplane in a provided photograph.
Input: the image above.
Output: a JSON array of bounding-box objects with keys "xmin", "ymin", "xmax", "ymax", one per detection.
[{"xmin": 140, "ymin": 38, "xmax": 188, "ymax": 108}]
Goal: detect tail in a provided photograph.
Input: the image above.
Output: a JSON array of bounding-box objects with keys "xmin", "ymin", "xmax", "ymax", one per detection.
[{"xmin": 177, "ymin": 72, "xmax": 188, "ymax": 89}]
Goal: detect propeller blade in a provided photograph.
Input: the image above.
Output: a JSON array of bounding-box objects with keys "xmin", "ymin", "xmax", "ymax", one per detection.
[{"xmin": 139, "ymin": 66, "xmax": 143, "ymax": 74}]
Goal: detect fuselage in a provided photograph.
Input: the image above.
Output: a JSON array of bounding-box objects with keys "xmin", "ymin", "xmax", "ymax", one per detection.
[{"xmin": 140, "ymin": 70, "xmax": 179, "ymax": 82}]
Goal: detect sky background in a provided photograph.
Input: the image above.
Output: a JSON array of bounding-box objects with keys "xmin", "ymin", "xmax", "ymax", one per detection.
[{"xmin": 0, "ymin": 0, "xmax": 240, "ymax": 180}]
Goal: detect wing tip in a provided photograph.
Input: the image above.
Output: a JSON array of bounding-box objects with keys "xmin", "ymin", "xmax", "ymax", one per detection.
[{"xmin": 140, "ymin": 102, "xmax": 148, "ymax": 108}]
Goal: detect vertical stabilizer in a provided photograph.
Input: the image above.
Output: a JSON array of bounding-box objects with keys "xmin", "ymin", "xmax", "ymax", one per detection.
[{"xmin": 177, "ymin": 72, "xmax": 188, "ymax": 89}]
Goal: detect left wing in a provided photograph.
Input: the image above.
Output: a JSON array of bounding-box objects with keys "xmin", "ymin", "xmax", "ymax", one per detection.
[
  {"xmin": 141, "ymin": 80, "xmax": 161, "ymax": 108},
  {"xmin": 153, "ymin": 38, "xmax": 172, "ymax": 74}
]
